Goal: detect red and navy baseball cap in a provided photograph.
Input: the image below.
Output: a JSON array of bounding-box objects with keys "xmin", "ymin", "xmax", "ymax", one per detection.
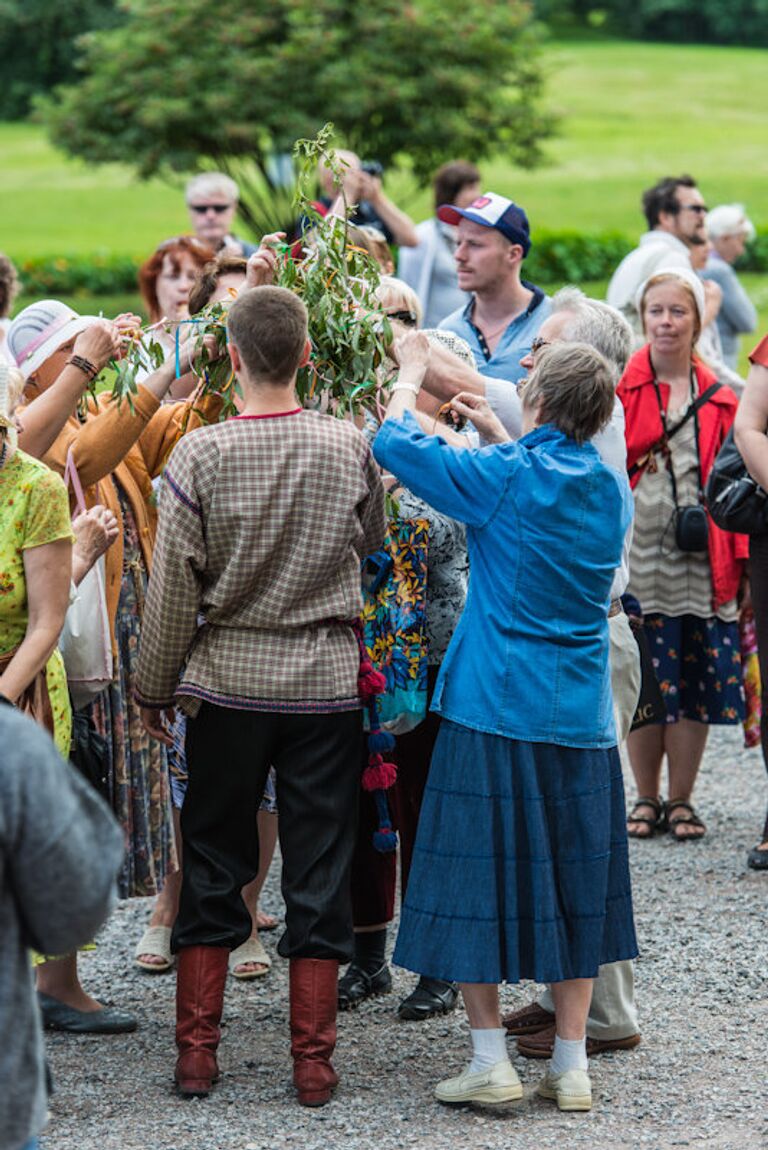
[{"xmin": 438, "ymin": 192, "xmax": 531, "ymax": 256}]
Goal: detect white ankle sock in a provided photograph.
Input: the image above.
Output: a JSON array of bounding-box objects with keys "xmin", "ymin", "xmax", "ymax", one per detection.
[
  {"xmin": 468, "ymin": 1027, "xmax": 509, "ymax": 1073},
  {"xmin": 550, "ymin": 1034, "xmax": 588, "ymax": 1075}
]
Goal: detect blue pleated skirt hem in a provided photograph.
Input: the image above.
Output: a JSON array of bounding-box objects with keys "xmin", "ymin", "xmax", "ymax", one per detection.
[{"xmin": 393, "ymin": 720, "xmax": 638, "ymax": 985}]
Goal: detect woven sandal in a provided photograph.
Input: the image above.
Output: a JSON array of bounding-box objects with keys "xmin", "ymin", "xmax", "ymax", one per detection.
[
  {"xmin": 134, "ymin": 925, "xmax": 173, "ymax": 973},
  {"xmin": 666, "ymin": 798, "xmax": 706, "ymax": 842},
  {"xmin": 626, "ymin": 796, "xmax": 666, "ymax": 839},
  {"xmin": 229, "ymin": 936, "xmax": 272, "ymax": 980}
]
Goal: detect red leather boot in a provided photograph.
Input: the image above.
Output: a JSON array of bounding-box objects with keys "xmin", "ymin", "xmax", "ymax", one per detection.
[
  {"xmin": 175, "ymin": 945, "xmax": 229, "ymax": 1096},
  {"xmin": 289, "ymin": 958, "xmax": 340, "ymax": 1106}
]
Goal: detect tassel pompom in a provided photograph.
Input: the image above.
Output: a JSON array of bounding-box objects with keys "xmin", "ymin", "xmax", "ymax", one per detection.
[
  {"xmin": 372, "ymin": 788, "xmax": 398, "ymax": 852},
  {"xmin": 368, "ymin": 729, "xmax": 396, "ymax": 753},
  {"xmin": 362, "ymin": 757, "xmax": 397, "ymax": 792},
  {"xmin": 373, "ymin": 827, "xmax": 398, "ymax": 853},
  {"xmin": 358, "ymin": 661, "xmax": 387, "ymax": 698}
]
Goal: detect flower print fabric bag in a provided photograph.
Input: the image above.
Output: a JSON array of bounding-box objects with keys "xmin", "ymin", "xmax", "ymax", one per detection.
[{"xmin": 361, "ymin": 517, "xmax": 429, "ymax": 734}]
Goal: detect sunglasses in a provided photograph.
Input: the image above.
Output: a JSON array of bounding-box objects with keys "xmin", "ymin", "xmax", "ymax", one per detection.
[
  {"xmin": 189, "ymin": 203, "xmax": 233, "ymax": 215},
  {"xmin": 530, "ymin": 336, "xmax": 551, "ymax": 355},
  {"xmin": 679, "ymin": 204, "xmax": 708, "ymax": 215},
  {"xmin": 386, "ymin": 309, "xmax": 418, "ymax": 327}
]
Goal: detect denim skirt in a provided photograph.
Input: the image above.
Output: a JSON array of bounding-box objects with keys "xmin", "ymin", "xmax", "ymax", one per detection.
[{"xmin": 393, "ymin": 720, "xmax": 638, "ymax": 985}]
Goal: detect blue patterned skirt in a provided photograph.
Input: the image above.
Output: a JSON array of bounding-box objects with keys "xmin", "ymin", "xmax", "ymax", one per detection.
[
  {"xmin": 643, "ymin": 613, "xmax": 744, "ymax": 724},
  {"xmin": 393, "ymin": 720, "xmax": 638, "ymax": 985}
]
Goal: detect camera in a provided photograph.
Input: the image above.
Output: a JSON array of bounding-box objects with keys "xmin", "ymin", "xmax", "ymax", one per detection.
[
  {"xmin": 674, "ymin": 504, "xmax": 709, "ymax": 552},
  {"xmin": 361, "ymin": 160, "xmax": 384, "ymax": 179}
]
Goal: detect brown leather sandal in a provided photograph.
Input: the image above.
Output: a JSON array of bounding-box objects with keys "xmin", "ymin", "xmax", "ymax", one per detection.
[
  {"xmin": 666, "ymin": 799, "xmax": 706, "ymax": 842},
  {"xmin": 626, "ymin": 796, "xmax": 666, "ymax": 839}
]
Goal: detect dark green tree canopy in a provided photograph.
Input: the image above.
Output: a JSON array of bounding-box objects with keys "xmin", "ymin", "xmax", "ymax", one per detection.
[
  {"xmin": 0, "ymin": 0, "xmax": 122, "ymax": 119},
  {"xmin": 534, "ymin": 0, "xmax": 768, "ymax": 44},
  {"xmin": 47, "ymin": 0, "xmax": 551, "ymax": 194}
]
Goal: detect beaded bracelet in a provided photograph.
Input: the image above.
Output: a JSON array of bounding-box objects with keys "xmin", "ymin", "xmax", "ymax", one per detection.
[{"xmin": 66, "ymin": 355, "xmax": 100, "ymax": 381}]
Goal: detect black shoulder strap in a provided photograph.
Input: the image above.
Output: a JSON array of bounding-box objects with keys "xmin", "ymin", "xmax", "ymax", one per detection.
[
  {"xmin": 628, "ymin": 380, "xmax": 721, "ymax": 480},
  {"xmin": 666, "ymin": 382, "xmax": 721, "ymax": 440}
]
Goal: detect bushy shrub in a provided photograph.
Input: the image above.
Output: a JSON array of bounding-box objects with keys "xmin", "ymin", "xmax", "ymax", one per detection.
[{"xmin": 526, "ymin": 231, "xmax": 632, "ymax": 284}]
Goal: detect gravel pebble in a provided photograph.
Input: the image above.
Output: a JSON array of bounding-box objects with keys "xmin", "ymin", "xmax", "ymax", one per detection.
[{"xmin": 41, "ymin": 727, "xmax": 768, "ymax": 1149}]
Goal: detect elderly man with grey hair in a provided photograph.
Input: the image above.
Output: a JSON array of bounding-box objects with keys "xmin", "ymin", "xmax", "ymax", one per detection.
[
  {"xmin": 398, "ymin": 286, "xmax": 643, "ymax": 1059},
  {"xmin": 702, "ymin": 204, "xmax": 758, "ymax": 370},
  {"xmin": 185, "ymin": 172, "xmax": 258, "ymax": 258}
]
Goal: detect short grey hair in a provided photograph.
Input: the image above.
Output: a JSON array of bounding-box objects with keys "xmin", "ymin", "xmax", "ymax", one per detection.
[
  {"xmin": 522, "ymin": 341, "xmax": 616, "ymax": 444},
  {"xmin": 185, "ymin": 171, "xmax": 239, "ymax": 205},
  {"xmin": 550, "ymin": 286, "xmax": 634, "ymax": 382},
  {"xmin": 707, "ymin": 203, "xmax": 755, "ymax": 242}
]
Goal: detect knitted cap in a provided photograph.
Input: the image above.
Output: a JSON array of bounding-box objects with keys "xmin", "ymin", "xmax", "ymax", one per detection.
[
  {"xmin": 7, "ymin": 299, "xmax": 100, "ymax": 380},
  {"xmin": 423, "ymin": 328, "xmax": 476, "ymax": 369}
]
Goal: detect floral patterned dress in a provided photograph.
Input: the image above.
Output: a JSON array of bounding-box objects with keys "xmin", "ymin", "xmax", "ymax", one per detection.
[
  {"xmin": 88, "ymin": 481, "xmax": 174, "ymax": 898},
  {"xmin": 0, "ymin": 450, "xmax": 73, "ymax": 756}
]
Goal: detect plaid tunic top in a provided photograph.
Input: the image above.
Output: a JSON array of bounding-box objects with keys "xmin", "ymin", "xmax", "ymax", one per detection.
[{"xmin": 135, "ymin": 409, "xmax": 386, "ymax": 715}]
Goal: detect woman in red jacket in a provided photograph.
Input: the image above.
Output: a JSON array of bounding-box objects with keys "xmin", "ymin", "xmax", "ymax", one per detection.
[{"xmin": 618, "ymin": 268, "xmax": 747, "ymax": 842}]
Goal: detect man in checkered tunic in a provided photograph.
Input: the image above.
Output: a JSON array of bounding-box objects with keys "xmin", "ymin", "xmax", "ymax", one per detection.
[{"xmin": 136, "ymin": 286, "xmax": 386, "ymax": 1106}]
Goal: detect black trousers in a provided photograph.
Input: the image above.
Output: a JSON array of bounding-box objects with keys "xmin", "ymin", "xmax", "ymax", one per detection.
[{"xmin": 173, "ymin": 703, "xmax": 363, "ymax": 961}]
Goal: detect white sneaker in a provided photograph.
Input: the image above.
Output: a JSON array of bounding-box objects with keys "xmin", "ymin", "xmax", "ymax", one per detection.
[
  {"xmin": 435, "ymin": 1059, "xmax": 523, "ymax": 1104},
  {"xmin": 537, "ymin": 1067, "xmax": 592, "ymax": 1111}
]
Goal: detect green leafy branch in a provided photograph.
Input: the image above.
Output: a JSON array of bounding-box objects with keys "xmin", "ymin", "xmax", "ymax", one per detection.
[{"xmin": 104, "ymin": 125, "xmax": 391, "ymax": 422}]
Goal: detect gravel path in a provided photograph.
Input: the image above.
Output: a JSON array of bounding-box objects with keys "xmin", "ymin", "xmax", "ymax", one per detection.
[{"xmin": 41, "ymin": 725, "xmax": 768, "ymax": 1150}]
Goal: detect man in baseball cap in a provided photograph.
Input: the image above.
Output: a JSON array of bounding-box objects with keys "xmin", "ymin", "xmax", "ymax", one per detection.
[{"xmin": 435, "ymin": 191, "xmax": 549, "ymax": 384}]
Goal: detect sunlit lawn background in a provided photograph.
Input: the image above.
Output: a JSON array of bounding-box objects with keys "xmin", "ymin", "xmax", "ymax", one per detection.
[{"xmin": 2, "ymin": 37, "xmax": 766, "ymax": 372}]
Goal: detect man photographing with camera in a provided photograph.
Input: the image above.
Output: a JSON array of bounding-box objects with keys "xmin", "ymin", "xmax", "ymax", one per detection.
[{"xmin": 316, "ymin": 149, "xmax": 419, "ymax": 248}]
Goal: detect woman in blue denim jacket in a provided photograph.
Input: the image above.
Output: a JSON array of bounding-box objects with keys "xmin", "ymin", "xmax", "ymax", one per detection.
[{"xmin": 373, "ymin": 334, "xmax": 636, "ymax": 1114}]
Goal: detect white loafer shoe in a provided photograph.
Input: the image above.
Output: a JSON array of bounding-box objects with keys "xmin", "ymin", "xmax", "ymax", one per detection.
[
  {"xmin": 435, "ymin": 1059, "xmax": 523, "ymax": 1104},
  {"xmin": 537, "ymin": 1067, "xmax": 592, "ymax": 1111}
]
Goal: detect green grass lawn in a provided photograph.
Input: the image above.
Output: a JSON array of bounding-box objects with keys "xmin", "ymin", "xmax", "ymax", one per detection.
[
  {"xmin": 1, "ymin": 37, "xmax": 766, "ymax": 260},
  {"xmin": 469, "ymin": 37, "xmax": 768, "ymax": 235},
  {"xmin": 2, "ymin": 36, "xmax": 767, "ymax": 373}
]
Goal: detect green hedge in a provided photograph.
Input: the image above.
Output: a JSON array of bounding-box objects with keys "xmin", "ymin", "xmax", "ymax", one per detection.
[
  {"xmin": 15, "ymin": 254, "xmax": 140, "ymax": 297},
  {"xmin": 14, "ymin": 231, "xmax": 768, "ymax": 296},
  {"xmin": 526, "ymin": 231, "xmax": 633, "ymax": 284}
]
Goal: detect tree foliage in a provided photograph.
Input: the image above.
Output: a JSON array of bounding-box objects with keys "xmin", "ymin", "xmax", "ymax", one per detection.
[
  {"xmin": 534, "ymin": 0, "xmax": 768, "ymax": 44},
  {"xmin": 0, "ymin": 0, "xmax": 123, "ymax": 120},
  {"xmin": 47, "ymin": 0, "xmax": 552, "ymax": 233}
]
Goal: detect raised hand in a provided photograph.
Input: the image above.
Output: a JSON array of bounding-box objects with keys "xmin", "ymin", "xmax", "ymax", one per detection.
[
  {"xmin": 450, "ymin": 391, "xmax": 510, "ymax": 444},
  {"xmin": 72, "ymin": 320, "xmax": 123, "ymax": 372},
  {"xmin": 245, "ymin": 232, "xmax": 286, "ymax": 289},
  {"xmin": 393, "ymin": 330, "xmax": 430, "ymax": 384}
]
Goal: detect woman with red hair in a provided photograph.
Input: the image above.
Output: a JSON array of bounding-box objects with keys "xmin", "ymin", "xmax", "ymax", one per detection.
[{"xmin": 138, "ymin": 237, "xmax": 214, "ymax": 397}]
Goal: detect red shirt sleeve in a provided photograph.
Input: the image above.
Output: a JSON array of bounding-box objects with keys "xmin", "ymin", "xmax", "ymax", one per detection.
[{"xmin": 749, "ymin": 335, "xmax": 768, "ymax": 367}]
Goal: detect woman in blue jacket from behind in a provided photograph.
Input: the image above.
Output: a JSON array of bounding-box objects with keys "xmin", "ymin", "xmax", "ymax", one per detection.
[{"xmin": 373, "ymin": 334, "xmax": 637, "ymax": 1114}]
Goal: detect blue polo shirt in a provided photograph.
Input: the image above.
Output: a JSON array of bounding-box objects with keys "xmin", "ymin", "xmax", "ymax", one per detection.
[{"xmin": 438, "ymin": 282, "xmax": 550, "ymax": 384}]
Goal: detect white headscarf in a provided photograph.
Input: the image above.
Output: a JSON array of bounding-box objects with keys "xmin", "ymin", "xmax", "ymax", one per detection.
[{"xmin": 634, "ymin": 264, "xmax": 705, "ymax": 325}]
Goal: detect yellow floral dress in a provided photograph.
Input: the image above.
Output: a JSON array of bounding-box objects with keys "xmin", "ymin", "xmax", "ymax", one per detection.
[{"xmin": 0, "ymin": 449, "xmax": 74, "ymax": 756}]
